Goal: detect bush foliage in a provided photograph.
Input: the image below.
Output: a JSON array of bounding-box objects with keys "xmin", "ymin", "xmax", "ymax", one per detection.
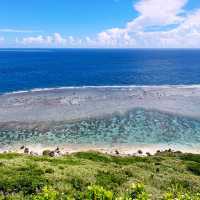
[{"xmin": 0, "ymin": 151, "xmax": 200, "ymax": 199}]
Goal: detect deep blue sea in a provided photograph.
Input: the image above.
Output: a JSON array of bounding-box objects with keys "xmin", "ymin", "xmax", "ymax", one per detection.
[{"xmin": 0, "ymin": 49, "xmax": 200, "ymax": 93}]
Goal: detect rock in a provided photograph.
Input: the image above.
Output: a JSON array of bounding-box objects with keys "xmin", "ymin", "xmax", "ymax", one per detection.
[
  {"xmin": 55, "ymin": 147, "xmax": 61, "ymax": 155},
  {"xmin": 24, "ymin": 147, "xmax": 29, "ymax": 154},
  {"xmin": 42, "ymin": 149, "xmax": 61, "ymax": 157},
  {"xmin": 42, "ymin": 150, "xmax": 51, "ymax": 156},
  {"xmin": 138, "ymin": 150, "xmax": 143, "ymax": 155},
  {"xmin": 55, "ymin": 147, "xmax": 60, "ymax": 152},
  {"xmin": 115, "ymin": 149, "xmax": 120, "ymax": 155},
  {"xmin": 156, "ymin": 150, "xmax": 161, "ymax": 154},
  {"xmin": 146, "ymin": 152, "xmax": 151, "ymax": 156},
  {"xmin": 49, "ymin": 151, "xmax": 55, "ymax": 157}
]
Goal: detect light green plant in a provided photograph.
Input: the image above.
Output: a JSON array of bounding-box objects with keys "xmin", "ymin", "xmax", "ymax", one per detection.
[
  {"xmin": 118, "ymin": 183, "xmax": 149, "ymax": 200},
  {"xmin": 163, "ymin": 191, "xmax": 200, "ymax": 200},
  {"xmin": 86, "ymin": 185, "xmax": 113, "ymax": 200},
  {"xmin": 32, "ymin": 186, "xmax": 59, "ymax": 200}
]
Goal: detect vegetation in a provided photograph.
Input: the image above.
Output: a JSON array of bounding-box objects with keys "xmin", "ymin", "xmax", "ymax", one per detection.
[{"xmin": 0, "ymin": 151, "xmax": 200, "ymax": 199}]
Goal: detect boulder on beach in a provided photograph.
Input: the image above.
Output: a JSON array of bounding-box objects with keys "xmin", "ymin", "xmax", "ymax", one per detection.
[
  {"xmin": 49, "ymin": 151, "xmax": 56, "ymax": 157},
  {"xmin": 20, "ymin": 145, "xmax": 25, "ymax": 149},
  {"xmin": 146, "ymin": 152, "xmax": 151, "ymax": 156},
  {"xmin": 138, "ymin": 150, "xmax": 143, "ymax": 155},
  {"xmin": 24, "ymin": 147, "xmax": 29, "ymax": 154},
  {"xmin": 42, "ymin": 148, "xmax": 62, "ymax": 157},
  {"xmin": 42, "ymin": 150, "xmax": 51, "ymax": 156},
  {"xmin": 115, "ymin": 149, "xmax": 120, "ymax": 155}
]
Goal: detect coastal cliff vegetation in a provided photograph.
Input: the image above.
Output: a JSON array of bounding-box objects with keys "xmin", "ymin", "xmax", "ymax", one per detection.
[{"xmin": 0, "ymin": 151, "xmax": 200, "ymax": 200}]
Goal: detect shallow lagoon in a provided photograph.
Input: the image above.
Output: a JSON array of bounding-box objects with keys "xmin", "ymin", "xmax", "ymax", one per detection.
[{"xmin": 1, "ymin": 108, "xmax": 200, "ymax": 151}]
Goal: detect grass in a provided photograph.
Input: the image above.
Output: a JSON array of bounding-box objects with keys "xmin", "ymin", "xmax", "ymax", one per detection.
[
  {"xmin": 0, "ymin": 151, "xmax": 200, "ymax": 199},
  {"xmin": 0, "ymin": 162, "xmax": 47, "ymax": 194}
]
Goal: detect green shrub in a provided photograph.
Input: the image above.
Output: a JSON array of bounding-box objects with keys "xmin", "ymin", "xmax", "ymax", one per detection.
[
  {"xmin": 0, "ymin": 193, "xmax": 26, "ymax": 200},
  {"xmin": 32, "ymin": 186, "xmax": 59, "ymax": 200},
  {"xmin": 0, "ymin": 163, "xmax": 47, "ymax": 194},
  {"xmin": 75, "ymin": 152, "xmax": 112, "ymax": 163},
  {"xmin": 86, "ymin": 185, "xmax": 113, "ymax": 200},
  {"xmin": 45, "ymin": 168, "xmax": 54, "ymax": 174},
  {"xmin": 121, "ymin": 183, "xmax": 149, "ymax": 200},
  {"xmin": 71, "ymin": 177, "xmax": 87, "ymax": 191},
  {"xmin": 112, "ymin": 156, "xmax": 150, "ymax": 165},
  {"xmin": 30, "ymin": 156, "xmax": 80, "ymax": 165},
  {"xmin": 96, "ymin": 170, "xmax": 127, "ymax": 190},
  {"xmin": 0, "ymin": 153, "xmax": 22, "ymax": 160},
  {"xmin": 74, "ymin": 152, "xmax": 149, "ymax": 165},
  {"xmin": 163, "ymin": 182, "xmax": 200, "ymax": 200},
  {"xmin": 180, "ymin": 154, "xmax": 200, "ymax": 163},
  {"xmin": 163, "ymin": 191, "xmax": 200, "ymax": 200},
  {"xmin": 187, "ymin": 162, "xmax": 200, "ymax": 176}
]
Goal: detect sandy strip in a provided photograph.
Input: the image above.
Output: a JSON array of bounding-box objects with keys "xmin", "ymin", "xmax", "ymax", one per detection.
[{"xmin": 2, "ymin": 143, "xmax": 200, "ymax": 156}]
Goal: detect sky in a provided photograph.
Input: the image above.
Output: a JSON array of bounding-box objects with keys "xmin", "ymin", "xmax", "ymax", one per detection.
[{"xmin": 1, "ymin": 0, "xmax": 200, "ymax": 48}]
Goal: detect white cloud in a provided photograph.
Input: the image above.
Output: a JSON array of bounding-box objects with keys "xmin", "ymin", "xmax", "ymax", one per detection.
[
  {"xmin": 17, "ymin": 33, "xmax": 81, "ymax": 47},
  {"xmin": 16, "ymin": 0, "xmax": 200, "ymax": 48},
  {"xmin": 0, "ymin": 29, "xmax": 42, "ymax": 33},
  {"xmin": 90, "ymin": 0, "xmax": 200, "ymax": 48},
  {"xmin": 54, "ymin": 33, "xmax": 67, "ymax": 44},
  {"xmin": 132, "ymin": 0, "xmax": 187, "ymax": 28},
  {"xmin": 0, "ymin": 36, "xmax": 4, "ymax": 43},
  {"xmin": 160, "ymin": 10, "xmax": 200, "ymax": 47}
]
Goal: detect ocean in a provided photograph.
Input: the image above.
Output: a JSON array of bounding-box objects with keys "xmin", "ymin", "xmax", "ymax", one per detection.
[
  {"xmin": 0, "ymin": 49, "xmax": 200, "ymax": 93},
  {"xmin": 1, "ymin": 49, "xmax": 200, "ymax": 153}
]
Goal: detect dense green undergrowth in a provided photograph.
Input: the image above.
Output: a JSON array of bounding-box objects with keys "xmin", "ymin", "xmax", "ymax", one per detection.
[{"xmin": 0, "ymin": 151, "xmax": 200, "ymax": 199}]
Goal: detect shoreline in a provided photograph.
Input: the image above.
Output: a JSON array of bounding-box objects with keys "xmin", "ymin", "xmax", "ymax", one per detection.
[
  {"xmin": 2, "ymin": 84, "xmax": 200, "ymax": 96},
  {"xmin": 2, "ymin": 143, "xmax": 200, "ymax": 156}
]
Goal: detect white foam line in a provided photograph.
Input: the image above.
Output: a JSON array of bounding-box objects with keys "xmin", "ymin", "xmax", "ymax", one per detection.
[{"xmin": 2, "ymin": 84, "xmax": 200, "ymax": 95}]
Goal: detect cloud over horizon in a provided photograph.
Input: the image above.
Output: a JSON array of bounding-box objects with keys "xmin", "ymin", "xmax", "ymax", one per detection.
[
  {"xmin": 0, "ymin": 29, "xmax": 42, "ymax": 33},
  {"xmin": 2, "ymin": 0, "xmax": 200, "ymax": 48},
  {"xmin": 0, "ymin": 36, "xmax": 4, "ymax": 42}
]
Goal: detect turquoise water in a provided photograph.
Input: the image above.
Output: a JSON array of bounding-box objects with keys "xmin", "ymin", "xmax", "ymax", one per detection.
[{"xmin": 1, "ymin": 109, "xmax": 200, "ymax": 148}]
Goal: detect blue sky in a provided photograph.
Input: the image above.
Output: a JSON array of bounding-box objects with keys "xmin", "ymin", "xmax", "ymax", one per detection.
[
  {"xmin": 1, "ymin": 0, "xmax": 200, "ymax": 48},
  {"xmin": 0, "ymin": 0, "xmax": 134, "ymax": 36}
]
